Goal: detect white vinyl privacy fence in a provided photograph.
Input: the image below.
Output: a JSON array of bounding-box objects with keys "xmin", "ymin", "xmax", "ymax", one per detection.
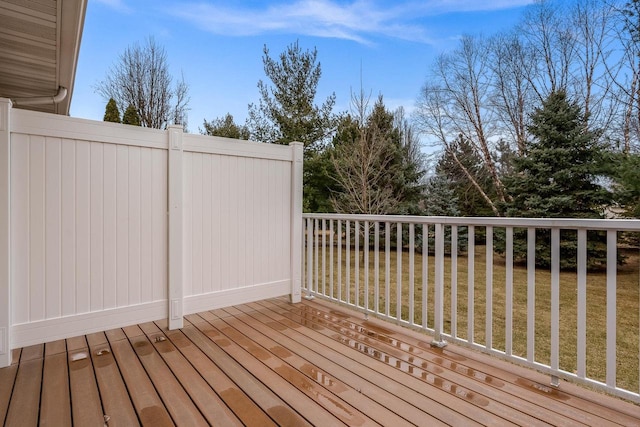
[
  {"xmin": 302, "ymin": 213, "xmax": 640, "ymax": 403},
  {"xmin": 0, "ymin": 99, "xmax": 303, "ymax": 367}
]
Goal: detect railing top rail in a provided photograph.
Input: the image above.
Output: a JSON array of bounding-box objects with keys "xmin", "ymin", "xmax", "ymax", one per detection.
[{"xmin": 302, "ymin": 213, "xmax": 640, "ymax": 231}]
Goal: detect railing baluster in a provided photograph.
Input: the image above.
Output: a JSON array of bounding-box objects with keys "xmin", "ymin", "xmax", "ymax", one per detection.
[
  {"xmin": 329, "ymin": 220, "xmax": 334, "ymax": 300},
  {"xmin": 409, "ymin": 223, "xmax": 415, "ymax": 326},
  {"xmin": 433, "ymin": 222, "xmax": 446, "ymax": 347},
  {"xmin": 451, "ymin": 225, "xmax": 458, "ymax": 339},
  {"xmin": 314, "ymin": 218, "xmax": 319, "ymax": 296},
  {"xmin": 397, "ymin": 222, "xmax": 402, "ymax": 322},
  {"xmin": 506, "ymin": 227, "xmax": 513, "ymax": 356},
  {"xmin": 551, "ymin": 228, "xmax": 560, "ymax": 386},
  {"xmin": 577, "ymin": 229, "xmax": 587, "ymax": 379},
  {"xmin": 385, "ymin": 222, "xmax": 390, "ymax": 317},
  {"xmin": 422, "ymin": 224, "xmax": 428, "ymax": 330},
  {"xmin": 527, "ymin": 227, "xmax": 536, "ymax": 362},
  {"xmin": 364, "ymin": 220, "xmax": 370, "ymax": 314},
  {"xmin": 468, "ymin": 226, "xmax": 475, "ymax": 344},
  {"xmin": 606, "ymin": 230, "xmax": 617, "ymax": 388},
  {"xmin": 355, "ymin": 220, "xmax": 360, "ymax": 308},
  {"xmin": 322, "ymin": 219, "xmax": 326, "ymax": 296},
  {"xmin": 346, "ymin": 220, "xmax": 350, "ymax": 305},
  {"xmin": 338, "ymin": 220, "xmax": 342, "ymax": 303},
  {"xmin": 306, "ymin": 218, "xmax": 313, "ymax": 299},
  {"xmin": 486, "ymin": 226, "xmax": 493, "ymax": 351},
  {"xmin": 374, "ymin": 222, "xmax": 380, "ymax": 314}
]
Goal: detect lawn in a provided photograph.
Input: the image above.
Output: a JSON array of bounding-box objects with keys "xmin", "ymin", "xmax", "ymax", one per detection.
[{"xmin": 308, "ymin": 242, "xmax": 640, "ymax": 393}]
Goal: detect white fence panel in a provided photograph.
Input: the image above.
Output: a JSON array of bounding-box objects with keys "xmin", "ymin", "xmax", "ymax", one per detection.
[
  {"xmin": 182, "ymin": 134, "xmax": 293, "ymax": 314},
  {"xmin": 1, "ymin": 107, "xmax": 302, "ymax": 363},
  {"xmin": 9, "ymin": 111, "xmax": 169, "ymax": 347}
]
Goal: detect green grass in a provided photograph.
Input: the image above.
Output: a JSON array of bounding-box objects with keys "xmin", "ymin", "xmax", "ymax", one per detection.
[{"xmin": 307, "ymin": 244, "xmax": 640, "ymax": 393}]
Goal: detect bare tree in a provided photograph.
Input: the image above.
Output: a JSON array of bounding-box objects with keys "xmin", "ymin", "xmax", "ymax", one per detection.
[
  {"xmin": 519, "ymin": 0, "xmax": 577, "ymax": 100},
  {"xmin": 610, "ymin": 0, "xmax": 640, "ymax": 151},
  {"xmin": 96, "ymin": 37, "xmax": 189, "ymax": 130},
  {"xmin": 331, "ymin": 123, "xmax": 401, "ymax": 215},
  {"xmin": 415, "ymin": 81, "xmax": 501, "ymax": 215},
  {"xmin": 490, "ymin": 32, "xmax": 535, "ymax": 154},
  {"xmin": 415, "ymin": 35, "xmax": 505, "ymax": 214},
  {"xmin": 570, "ymin": 0, "xmax": 619, "ymax": 131},
  {"xmin": 394, "ymin": 106, "xmax": 425, "ymax": 178}
]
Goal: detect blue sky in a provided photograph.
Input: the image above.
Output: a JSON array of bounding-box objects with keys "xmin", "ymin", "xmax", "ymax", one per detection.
[{"xmin": 70, "ymin": 0, "xmax": 535, "ymax": 132}]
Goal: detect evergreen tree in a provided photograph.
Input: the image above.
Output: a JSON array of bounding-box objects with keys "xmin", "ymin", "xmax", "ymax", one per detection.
[
  {"xmin": 330, "ymin": 96, "xmax": 425, "ymax": 215},
  {"xmin": 421, "ymin": 174, "xmax": 467, "ymax": 253},
  {"xmin": 122, "ymin": 104, "xmax": 141, "ymax": 126},
  {"xmin": 304, "ymin": 148, "xmax": 339, "ymax": 213},
  {"xmin": 103, "ymin": 98, "xmax": 121, "ymax": 123},
  {"xmin": 202, "ymin": 113, "xmax": 249, "ymax": 140},
  {"xmin": 503, "ymin": 90, "xmax": 612, "ymax": 269},
  {"xmin": 611, "ymin": 152, "xmax": 640, "ymax": 218},
  {"xmin": 247, "ymin": 41, "xmax": 338, "ymax": 209},
  {"xmin": 435, "ymin": 135, "xmax": 495, "ymax": 216},
  {"xmin": 423, "ymin": 174, "xmax": 460, "ymax": 217},
  {"xmin": 247, "ymin": 40, "xmax": 337, "ymax": 149}
]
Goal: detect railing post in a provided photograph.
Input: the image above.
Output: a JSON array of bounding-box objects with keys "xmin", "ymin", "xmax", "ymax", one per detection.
[
  {"xmin": 432, "ymin": 222, "xmax": 447, "ymax": 348},
  {"xmin": 290, "ymin": 142, "xmax": 303, "ymax": 303},
  {"xmin": 0, "ymin": 99, "xmax": 11, "ymax": 367},
  {"xmin": 606, "ymin": 229, "xmax": 617, "ymax": 388},
  {"xmin": 168, "ymin": 125, "xmax": 183, "ymax": 329}
]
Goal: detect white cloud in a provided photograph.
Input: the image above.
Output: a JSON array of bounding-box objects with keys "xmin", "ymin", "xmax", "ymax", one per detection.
[
  {"xmin": 419, "ymin": 0, "xmax": 535, "ymax": 14},
  {"xmin": 167, "ymin": 0, "xmax": 535, "ymax": 45},
  {"xmin": 168, "ymin": 1, "xmax": 430, "ymax": 44}
]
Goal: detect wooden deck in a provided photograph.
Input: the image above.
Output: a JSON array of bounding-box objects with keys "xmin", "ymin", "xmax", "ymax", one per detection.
[{"xmin": 1, "ymin": 298, "xmax": 639, "ymax": 426}]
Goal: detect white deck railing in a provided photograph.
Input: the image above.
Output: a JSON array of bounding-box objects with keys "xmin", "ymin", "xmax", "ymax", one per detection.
[{"xmin": 302, "ymin": 213, "xmax": 640, "ymax": 403}]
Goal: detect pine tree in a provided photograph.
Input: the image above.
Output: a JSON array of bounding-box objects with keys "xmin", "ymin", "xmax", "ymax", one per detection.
[
  {"xmin": 247, "ymin": 40, "xmax": 337, "ymax": 149},
  {"xmin": 435, "ymin": 135, "xmax": 495, "ymax": 216},
  {"xmin": 202, "ymin": 113, "xmax": 249, "ymax": 139},
  {"xmin": 503, "ymin": 90, "xmax": 612, "ymax": 269},
  {"xmin": 247, "ymin": 41, "xmax": 338, "ymax": 210},
  {"xmin": 103, "ymin": 98, "xmax": 121, "ymax": 123},
  {"xmin": 421, "ymin": 174, "xmax": 467, "ymax": 254},
  {"xmin": 330, "ymin": 96, "xmax": 424, "ymax": 215},
  {"xmin": 122, "ymin": 104, "xmax": 141, "ymax": 126}
]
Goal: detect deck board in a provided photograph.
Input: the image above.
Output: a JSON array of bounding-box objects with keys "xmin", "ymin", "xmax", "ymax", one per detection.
[
  {"xmin": 105, "ymin": 327, "xmax": 174, "ymax": 427},
  {"xmin": 1, "ymin": 298, "xmax": 639, "ymax": 426},
  {"xmin": 86, "ymin": 332, "xmax": 139, "ymax": 427},
  {"xmin": 180, "ymin": 317, "xmax": 311, "ymax": 426},
  {"xmin": 265, "ymin": 298, "xmax": 621, "ymax": 427},
  {"xmin": 155, "ymin": 319, "xmax": 278, "ymax": 427},
  {"xmin": 230, "ymin": 303, "xmax": 448, "ymax": 426},
  {"xmin": 303, "ymin": 298, "xmax": 632, "ymax": 427},
  {"xmin": 67, "ymin": 336, "xmax": 105, "ymax": 426},
  {"xmin": 218, "ymin": 306, "xmax": 408, "ymax": 426},
  {"xmin": 4, "ymin": 345, "xmax": 42, "ymax": 427},
  {"xmin": 137, "ymin": 321, "xmax": 244, "ymax": 426},
  {"xmin": 123, "ymin": 325, "xmax": 209, "ymax": 427},
  {"xmin": 299, "ymin": 298, "xmax": 640, "ymax": 426},
  {"xmin": 187, "ymin": 313, "xmax": 348, "ymax": 426},
  {"xmin": 40, "ymin": 340, "xmax": 71, "ymax": 427},
  {"xmin": 0, "ymin": 349, "xmax": 20, "ymax": 425}
]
